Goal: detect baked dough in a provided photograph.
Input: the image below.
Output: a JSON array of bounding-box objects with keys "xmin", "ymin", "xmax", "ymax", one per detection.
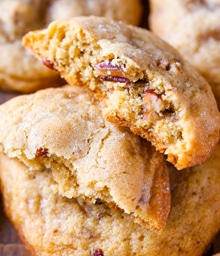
[
  {"xmin": 1, "ymin": 142, "xmax": 220, "ymax": 255},
  {"xmin": 23, "ymin": 16, "xmax": 220, "ymax": 169},
  {"xmin": 0, "ymin": 85, "xmax": 170, "ymax": 232}
]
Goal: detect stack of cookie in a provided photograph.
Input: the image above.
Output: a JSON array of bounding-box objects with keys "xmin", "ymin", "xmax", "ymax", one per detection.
[{"xmin": 0, "ymin": 5, "xmax": 220, "ymax": 256}]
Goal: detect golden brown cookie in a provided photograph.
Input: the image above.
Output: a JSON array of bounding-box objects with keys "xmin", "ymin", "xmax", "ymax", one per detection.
[
  {"xmin": 23, "ymin": 16, "xmax": 220, "ymax": 170},
  {"xmin": 0, "ymin": 0, "xmax": 142, "ymax": 93},
  {"xmin": 0, "ymin": 85, "xmax": 170, "ymax": 232},
  {"xmin": 149, "ymin": 0, "xmax": 220, "ymax": 107},
  {"xmin": 0, "ymin": 0, "xmax": 64, "ymax": 93},
  {"xmin": 1, "ymin": 142, "xmax": 220, "ymax": 255}
]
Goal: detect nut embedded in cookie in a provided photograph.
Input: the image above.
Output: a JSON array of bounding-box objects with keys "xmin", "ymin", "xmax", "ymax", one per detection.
[{"xmin": 22, "ymin": 16, "xmax": 220, "ymax": 170}]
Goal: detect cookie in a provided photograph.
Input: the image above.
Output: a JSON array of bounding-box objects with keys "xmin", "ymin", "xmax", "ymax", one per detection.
[
  {"xmin": 149, "ymin": 0, "xmax": 220, "ymax": 107},
  {"xmin": 46, "ymin": 0, "xmax": 142, "ymax": 26},
  {"xmin": 1, "ymin": 142, "xmax": 220, "ymax": 255},
  {"xmin": 23, "ymin": 16, "xmax": 220, "ymax": 170},
  {"xmin": 0, "ymin": 85, "xmax": 170, "ymax": 232},
  {"xmin": 0, "ymin": 0, "xmax": 64, "ymax": 93},
  {"xmin": 0, "ymin": 0, "xmax": 142, "ymax": 93}
]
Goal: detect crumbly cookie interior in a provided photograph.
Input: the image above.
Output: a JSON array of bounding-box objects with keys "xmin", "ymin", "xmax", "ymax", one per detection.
[
  {"xmin": 42, "ymin": 25, "xmax": 184, "ymax": 161},
  {"xmin": 22, "ymin": 17, "xmax": 220, "ymax": 170}
]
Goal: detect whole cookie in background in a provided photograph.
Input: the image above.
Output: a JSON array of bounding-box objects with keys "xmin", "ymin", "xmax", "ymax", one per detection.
[
  {"xmin": 0, "ymin": 0, "xmax": 142, "ymax": 93},
  {"xmin": 46, "ymin": 0, "xmax": 143, "ymax": 26},
  {"xmin": 23, "ymin": 16, "xmax": 220, "ymax": 170},
  {"xmin": 1, "ymin": 142, "xmax": 220, "ymax": 255},
  {"xmin": 0, "ymin": 0, "xmax": 64, "ymax": 93},
  {"xmin": 149, "ymin": 0, "xmax": 220, "ymax": 107},
  {"xmin": 0, "ymin": 85, "xmax": 170, "ymax": 233}
]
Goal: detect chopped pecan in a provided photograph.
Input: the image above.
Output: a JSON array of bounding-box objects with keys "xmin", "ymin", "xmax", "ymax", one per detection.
[
  {"xmin": 35, "ymin": 147, "xmax": 48, "ymax": 157},
  {"xmin": 158, "ymin": 58, "xmax": 182, "ymax": 73},
  {"xmin": 95, "ymin": 60, "xmax": 130, "ymax": 83},
  {"xmin": 93, "ymin": 249, "xmax": 104, "ymax": 256},
  {"xmin": 42, "ymin": 58, "xmax": 57, "ymax": 71},
  {"xmin": 143, "ymin": 89, "xmax": 165, "ymax": 122},
  {"xmin": 158, "ymin": 57, "xmax": 170, "ymax": 70}
]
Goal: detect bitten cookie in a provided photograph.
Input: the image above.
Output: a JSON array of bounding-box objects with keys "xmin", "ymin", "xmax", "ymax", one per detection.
[
  {"xmin": 1, "ymin": 143, "xmax": 220, "ymax": 255},
  {"xmin": 149, "ymin": 0, "xmax": 220, "ymax": 107},
  {"xmin": 0, "ymin": 85, "xmax": 170, "ymax": 232},
  {"xmin": 0, "ymin": 0, "xmax": 142, "ymax": 93},
  {"xmin": 23, "ymin": 16, "xmax": 220, "ymax": 169}
]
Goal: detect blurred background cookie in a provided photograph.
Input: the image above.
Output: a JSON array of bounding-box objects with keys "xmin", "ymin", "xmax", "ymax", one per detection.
[
  {"xmin": 149, "ymin": 0, "xmax": 220, "ymax": 107},
  {"xmin": 0, "ymin": 0, "xmax": 143, "ymax": 93},
  {"xmin": 46, "ymin": 0, "xmax": 143, "ymax": 26}
]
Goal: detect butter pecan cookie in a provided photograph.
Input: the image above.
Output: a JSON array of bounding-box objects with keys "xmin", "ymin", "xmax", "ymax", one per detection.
[
  {"xmin": 46, "ymin": 0, "xmax": 142, "ymax": 26},
  {"xmin": 23, "ymin": 16, "xmax": 220, "ymax": 169},
  {"xmin": 0, "ymin": 85, "xmax": 170, "ymax": 232},
  {"xmin": 0, "ymin": 0, "xmax": 64, "ymax": 93},
  {"xmin": 0, "ymin": 0, "xmax": 142, "ymax": 93},
  {"xmin": 1, "ymin": 143, "xmax": 220, "ymax": 255},
  {"xmin": 149, "ymin": 0, "xmax": 220, "ymax": 107}
]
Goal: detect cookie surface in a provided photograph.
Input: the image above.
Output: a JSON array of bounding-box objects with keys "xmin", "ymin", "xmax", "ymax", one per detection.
[
  {"xmin": 23, "ymin": 16, "xmax": 220, "ymax": 169},
  {"xmin": 0, "ymin": 0, "xmax": 142, "ymax": 93},
  {"xmin": 0, "ymin": 85, "xmax": 170, "ymax": 232},
  {"xmin": 1, "ymin": 143, "xmax": 220, "ymax": 255},
  {"xmin": 149, "ymin": 0, "xmax": 220, "ymax": 107}
]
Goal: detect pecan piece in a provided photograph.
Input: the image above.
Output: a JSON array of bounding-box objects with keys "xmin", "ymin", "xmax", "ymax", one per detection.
[
  {"xmin": 42, "ymin": 58, "xmax": 57, "ymax": 71},
  {"xmin": 158, "ymin": 57, "xmax": 170, "ymax": 70},
  {"xmin": 35, "ymin": 147, "xmax": 48, "ymax": 157},
  {"xmin": 95, "ymin": 60, "xmax": 130, "ymax": 83},
  {"xmin": 93, "ymin": 249, "xmax": 104, "ymax": 256},
  {"xmin": 99, "ymin": 75, "xmax": 130, "ymax": 83},
  {"xmin": 158, "ymin": 58, "xmax": 182, "ymax": 73},
  {"xmin": 143, "ymin": 89, "xmax": 165, "ymax": 122}
]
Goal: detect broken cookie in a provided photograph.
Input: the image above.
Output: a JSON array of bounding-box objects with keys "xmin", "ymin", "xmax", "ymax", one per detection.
[{"xmin": 23, "ymin": 16, "xmax": 220, "ymax": 169}]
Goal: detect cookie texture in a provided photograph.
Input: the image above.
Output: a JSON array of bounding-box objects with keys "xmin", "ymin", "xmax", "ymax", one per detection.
[
  {"xmin": 1, "ymin": 142, "xmax": 220, "ymax": 255},
  {"xmin": 149, "ymin": 0, "xmax": 220, "ymax": 107},
  {"xmin": 0, "ymin": 0, "xmax": 142, "ymax": 93},
  {"xmin": 0, "ymin": 85, "xmax": 170, "ymax": 232},
  {"xmin": 23, "ymin": 16, "xmax": 220, "ymax": 169}
]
